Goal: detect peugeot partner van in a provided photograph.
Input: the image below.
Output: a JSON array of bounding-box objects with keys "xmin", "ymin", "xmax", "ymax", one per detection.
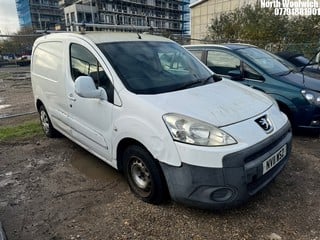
[{"xmin": 31, "ymin": 32, "xmax": 292, "ymax": 209}]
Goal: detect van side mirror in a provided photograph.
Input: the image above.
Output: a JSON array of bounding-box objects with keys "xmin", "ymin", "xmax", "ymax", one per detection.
[
  {"xmin": 74, "ymin": 76, "xmax": 107, "ymax": 100},
  {"xmin": 228, "ymin": 69, "xmax": 242, "ymax": 80}
]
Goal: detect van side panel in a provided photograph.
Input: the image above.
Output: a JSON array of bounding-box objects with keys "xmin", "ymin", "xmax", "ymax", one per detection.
[{"xmin": 31, "ymin": 41, "xmax": 69, "ymax": 130}]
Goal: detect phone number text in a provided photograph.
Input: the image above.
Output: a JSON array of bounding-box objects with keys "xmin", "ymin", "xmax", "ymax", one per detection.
[{"xmin": 274, "ymin": 8, "xmax": 320, "ymax": 15}]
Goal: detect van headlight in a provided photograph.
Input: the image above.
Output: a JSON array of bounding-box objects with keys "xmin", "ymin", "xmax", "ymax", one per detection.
[
  {"xmin": 163, "ymin": 113, "xmax": 237, "ymax": 146},
  {"xmin": 301, "ymin": 89, "xmax": 320, "ymax": 106}
]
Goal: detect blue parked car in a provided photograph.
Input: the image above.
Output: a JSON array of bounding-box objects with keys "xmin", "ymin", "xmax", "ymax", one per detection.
[{"xmin": 185, "ymin": 44, "xmax": 320, "ymax": 131}]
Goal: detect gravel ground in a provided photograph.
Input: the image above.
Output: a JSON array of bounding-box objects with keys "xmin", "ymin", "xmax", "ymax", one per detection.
[
  {"xmin": 0, "ymin": 115, "xmax": 319, "ymax": 240},
  {"xmin": 0, "ymin": 65, "xmax": 319, "ymax": 240}
]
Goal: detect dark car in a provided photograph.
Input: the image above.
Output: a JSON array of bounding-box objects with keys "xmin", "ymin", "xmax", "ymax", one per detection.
[
  {"xmin": 16, "ymin": 55, "xmax": 31, "ymax": 66},
  {"xmin": 276, "ymin": 51, "xmax": 320, "ymax": 79},
  {"xmin": 185, "ymin": 44, "xmax": 320, "ymax": 131}
]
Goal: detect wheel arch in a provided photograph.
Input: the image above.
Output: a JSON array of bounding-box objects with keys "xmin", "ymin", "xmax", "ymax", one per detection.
[
  {"xmin": 268, "ymin": 93, "xmax": 297, "ymax": 123},
  {"xmin": 36, "ymin": 99, "xmax": 44, "ymax": 112},
  {"xmin": 116, "ymin": 138, "xmax": 152, "ymax": 173}
]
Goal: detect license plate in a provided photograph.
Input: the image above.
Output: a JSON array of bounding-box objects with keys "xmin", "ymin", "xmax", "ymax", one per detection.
[{"xmin": 263, "ymin": 144, "xmax": 287, "ymax": 175}]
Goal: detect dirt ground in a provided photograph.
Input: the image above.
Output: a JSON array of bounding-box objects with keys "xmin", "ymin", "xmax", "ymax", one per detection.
[
  {"xmin": 0, "ymin": 114, "xmax": 319, "ymax": 240},
  {"xmin": 0, "ymin": 66, "xmax": 320, "ymax": 240}
]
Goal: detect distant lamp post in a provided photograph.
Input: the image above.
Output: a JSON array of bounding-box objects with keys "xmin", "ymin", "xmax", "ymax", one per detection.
[
  {"xmin": 90, "ymin": 0, "xmax": 95, "ymax": 30},
  {"xmin": 90, "ymin": 0, "xmax": 94, "ymax": 23},
  {"xmin": 38, "ymin": 11, "xmax": 43, "ymax": 30}
]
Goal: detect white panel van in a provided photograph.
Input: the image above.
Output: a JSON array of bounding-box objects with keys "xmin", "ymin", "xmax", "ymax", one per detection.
[{"xmin": 31, "ymin": 32, "xmax": 292, "ymax": 209}]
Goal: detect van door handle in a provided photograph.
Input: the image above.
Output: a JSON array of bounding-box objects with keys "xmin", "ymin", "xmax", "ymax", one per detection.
[{"xmin": 68, "ymin": 94, "xmax": 76, "ymax": 102}]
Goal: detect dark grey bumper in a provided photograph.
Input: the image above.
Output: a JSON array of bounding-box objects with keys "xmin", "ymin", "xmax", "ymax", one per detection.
[{"xmin": 160, "ymin": 121, "xmax": 292, "ymax": 210}]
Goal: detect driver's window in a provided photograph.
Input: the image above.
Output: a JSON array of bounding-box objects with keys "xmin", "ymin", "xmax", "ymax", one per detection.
[
  {"xmin": 207, "ymin": 51, "xmax": 240, "ymax": 76},
  {"xmin": 70, "ymin": 43, "xmax": 113, "ymax": 102},
  {"xmin": 243, "ymin": 63, "xmax": 264, "ymax": 81}
]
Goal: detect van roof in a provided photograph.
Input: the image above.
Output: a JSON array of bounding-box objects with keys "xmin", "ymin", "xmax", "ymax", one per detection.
[{"xmin": 37, "ymin": 32, "xmax": 173, "ymax": 44}]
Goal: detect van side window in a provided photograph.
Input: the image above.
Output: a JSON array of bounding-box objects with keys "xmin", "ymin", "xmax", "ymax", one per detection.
[{"xmin": 70, "ymin": 43, "xmax": 114, "ymax": 102}]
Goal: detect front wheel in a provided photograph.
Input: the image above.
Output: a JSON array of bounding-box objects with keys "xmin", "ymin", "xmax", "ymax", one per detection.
[{"xmin": 123, "ymin": 145, "xmax": 168, "ymax": 204}]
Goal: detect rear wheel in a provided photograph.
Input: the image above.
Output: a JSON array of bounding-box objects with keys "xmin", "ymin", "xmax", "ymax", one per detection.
[
  {"xmin": 123, "ymin": 145, "xmax": 168, "ymax": 204},
  {"xmin": 39, "ymin": 105, "xmax": 58, "ymax": 138}
]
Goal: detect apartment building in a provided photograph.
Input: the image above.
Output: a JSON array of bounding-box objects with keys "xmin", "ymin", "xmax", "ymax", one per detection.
[
  {"xmin": 64, "ymin": 0, "xmax": 190, "ymax": 34},
  {"xmin": 190, "ymin": 0, "xmax": 254, "ymax": 41},
  {"xmin": 15, "ymin": 0, "xmax": 62, "ymax": 30},
  {"xmin": 64, "ymin": 3, "xmax": 99, "ymax": 31}
]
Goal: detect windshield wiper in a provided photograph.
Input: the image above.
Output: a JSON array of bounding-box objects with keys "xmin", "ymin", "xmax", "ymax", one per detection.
[
  {"xmin": 175, "ymin": 74, "xmax": 221, "ymax": 91},
  {"xmin": 212, "ymin": 74, "xmax": 222, "ymax": 82},
  {"xmin": 200, "ymin": 74, "xmax": 222, "ymax": 84},
  {"xmin": 300, "ymin": 49, "xmax": 320, "ymax": 73},
  {"xmin": 278, "ymin": 68, "xmax": 294, "ymax": 76},
  {"xmin": 175, "ymin": 79, "xmax": 203, "ymax": 91}
]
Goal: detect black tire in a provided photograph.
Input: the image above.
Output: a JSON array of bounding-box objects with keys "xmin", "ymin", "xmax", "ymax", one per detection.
[
  {"xmin": 123, "ymin": 145, "xmax": 168, "ymax": 204},
  {"xmin": 39, "ymin": 105, "xmax": 58, "ymax": 138}
]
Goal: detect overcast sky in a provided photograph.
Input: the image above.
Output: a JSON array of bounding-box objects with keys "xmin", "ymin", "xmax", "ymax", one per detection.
[{"xmin": 0, "ymin": 0, "xmax": 20, "ymax": 34}]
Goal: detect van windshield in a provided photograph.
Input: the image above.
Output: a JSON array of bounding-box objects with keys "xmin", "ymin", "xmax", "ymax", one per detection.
[{"xmin": 98, "ymin": 41, "xmax": 212, "ymax": 94}]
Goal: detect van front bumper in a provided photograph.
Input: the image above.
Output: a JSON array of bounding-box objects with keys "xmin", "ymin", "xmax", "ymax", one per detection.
[{"xmin": 160, "ymin": 122, "xmax": 292, "ymax": 210}]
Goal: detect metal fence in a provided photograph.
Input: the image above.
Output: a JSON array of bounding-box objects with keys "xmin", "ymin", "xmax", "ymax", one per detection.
[
  {"xmin": 0, "ymin": 65, "xmax": 35, "ymax": 121},
  {"xmin": 0, "ymin": 33, "xmax": 37, "ymax": 124}
]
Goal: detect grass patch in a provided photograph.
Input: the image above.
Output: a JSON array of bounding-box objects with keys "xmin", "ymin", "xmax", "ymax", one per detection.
[{"xmin": 0, "ymin": 120, "xmax": 43, "ymax": 141}]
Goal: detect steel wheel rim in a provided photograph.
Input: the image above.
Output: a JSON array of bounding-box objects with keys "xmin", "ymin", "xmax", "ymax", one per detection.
[
  {"xmin": 40, "ymin": 110, "xmax": 50, "ymax": 134},
  {"xmin": 130, "ymin": 157, "xmax": 151, "ymax": 195}
]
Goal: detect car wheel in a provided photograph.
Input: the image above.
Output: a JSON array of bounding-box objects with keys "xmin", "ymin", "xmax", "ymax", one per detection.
[
  {"xmin": 39, "ymin": 105, "xmax": 58, "ymax": 138},
  {"xmin": 123, "ymin": 145, "xmax": 168, "ymax": 204}
]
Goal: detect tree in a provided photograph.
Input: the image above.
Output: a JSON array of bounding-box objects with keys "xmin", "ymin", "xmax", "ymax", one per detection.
[
  {"xmin": 205, "ymin": 3, "xmax": 320, "ymax": 51},
  {"xmin": 0, "ymin": 27, "xmax": 39, "ymax": 57},
  {"xmin": 285, "ymin": 15, "xmax": 320, "ymax": 55},
  {"xmin": 239, "ymin": 3, "xmax": 289, "ymax": 46},
  {"xmin": 210, "ymin": 10, "xmax": 243, "ymax": 41}
]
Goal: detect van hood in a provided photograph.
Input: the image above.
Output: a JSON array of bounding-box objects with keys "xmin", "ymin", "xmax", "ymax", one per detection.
[
  {"xmin": 279, "ymin": 72, "xmax": 320, "ymax": 91},
  {"xmin": 140, "ymin": 79, "xmax": 273, "ymax": 127}
]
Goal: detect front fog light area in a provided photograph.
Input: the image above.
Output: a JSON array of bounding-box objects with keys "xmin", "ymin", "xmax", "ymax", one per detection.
[
  {"xmin": 210, "ymin": 187, "xmax": 235, "ymax": 202},
  {"xmin": 163, "ymin": 113, "xmax": 237, "ymax": 146},
  {"xmin": 189, "ymin": 186, "xmax": 237, "ymax": 203}
]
